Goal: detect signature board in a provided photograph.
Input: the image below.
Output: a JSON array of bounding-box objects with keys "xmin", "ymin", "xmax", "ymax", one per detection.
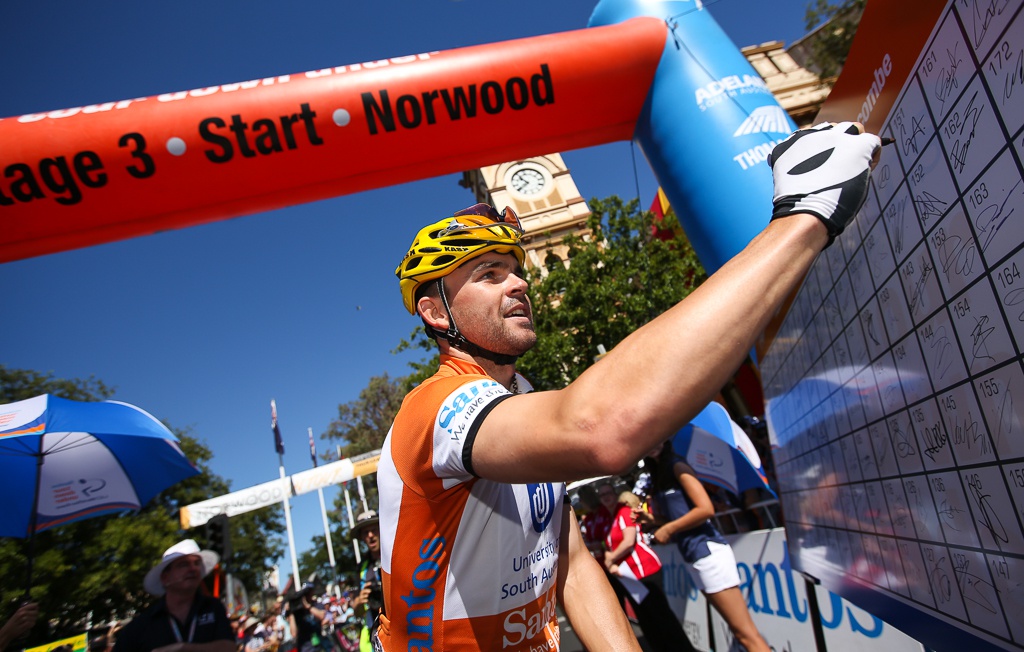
[{"xmin": 762, "ymin": 0, "xmax": 1024, "ymax": 649}]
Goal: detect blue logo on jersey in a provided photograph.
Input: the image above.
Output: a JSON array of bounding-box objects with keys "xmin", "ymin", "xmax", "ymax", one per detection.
[{"xmin": 527, "ymin": 483, "xmax": 555, "ymax": 533}]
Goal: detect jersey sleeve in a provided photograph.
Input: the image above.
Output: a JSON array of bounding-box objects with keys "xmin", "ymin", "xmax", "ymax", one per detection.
[
  {"xmin": 389, "ymin": 375, "xmax": 513, "ymax": 497},
  {"xmin": 432, "ymin": 378, "xmax": 513, "ymax": 482}
]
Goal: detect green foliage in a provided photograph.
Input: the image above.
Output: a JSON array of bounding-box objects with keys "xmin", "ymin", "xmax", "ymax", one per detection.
[
  {"xmin": 392, "ymin": 325, "xmax": 441, "ymax": 390},
  {"xmin": 322, "ymin": 373, "xmax": 409, "ymax": 458},
  {"xmin": 803, "ymin": 0, "xmax": 866, "ymax": 81},
  {"xmin": 0, "ymin": 365, "xmax": 113, "ymax": 403},
  {"xmin": 517, "ymin": 196, "xmax": 705, "ymax": 388},
  {"xmin": 296, "ymin": 526, "xmax": 359, "ymax": 587},
  {"xmin": 0, "ymin": 367, "xmax": 284, "ymax": 643}
]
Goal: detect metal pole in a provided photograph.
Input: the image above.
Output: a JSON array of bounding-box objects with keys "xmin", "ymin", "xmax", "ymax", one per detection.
[
  {"xmin": 344, "ymin": 484, "xmax": 361, "ymax": 565},
  {"xmin": 25, "ymin": 442, "xmax": 45, "ymax": 597},
  {"xmin": 308, "ymin": 427, "xmax": 338, "ymax": 590},
  {"xmin": 271, "ymin": 400, "xmax": 301, "ymax": 590},
  {"xmin": 317, "ymin": 486, "xmax": 337, "ymax": 569},
  {"xmin": 278, "ymin": 457, "xmax": 301, "ymax": 589},
  {"xmin": 225, "ymin": 573, "xmax": 235, "ymax": 615},
  {"xmin": 356, "ymin": 475, "xmax": 370, "ymax": 512},
  {"xmin": 308, "ymin": 429, "xmax": 338, "ymax": 569}
]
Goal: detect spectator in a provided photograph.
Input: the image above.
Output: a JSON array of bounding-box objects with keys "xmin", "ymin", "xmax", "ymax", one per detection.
[
  {"xmin": 88, "ymin": 634, "xmax": 110, "ymax": 652},
  {"xmin": 604, "ymin": 490, "xmax": 696, "ymax": 652},
  {"xmin": 577, "ymin": 483, "xmax": 612, "ymax": 560},
  {"xmin": 113, "ymin": 539, "xmax": 235, "ymax": 652},
  {"xmin": 635, "ymin": 441, "xmax": 770, "ymax": 652},
  {"xmin": 350, "ymin": 511, "xmax": 382, "ymax": 652},
  {"xmin": 0, "ymin": 602, "xmax": 39, "ymax": 652},
  {"xmin": 271, "ymin": 597, "xmax": 291, "ymax": 650},
  {"xmin": 241, "ymin": 616, "xmax": 276, "ymax": 652},
  {"xmin": 286, "ymin": 585, "xmax": 326, "ymax": 652}
]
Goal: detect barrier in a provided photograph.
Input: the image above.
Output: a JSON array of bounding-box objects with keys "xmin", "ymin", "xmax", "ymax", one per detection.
[{"xmin": 654, "ymin": 527, "xmax": 924, "ymax": 652}]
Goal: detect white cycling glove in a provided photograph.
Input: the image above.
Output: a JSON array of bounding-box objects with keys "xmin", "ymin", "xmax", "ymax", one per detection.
[{"xmin": 767, "ymin": 122, "xmax": 881, "ymax": 248}]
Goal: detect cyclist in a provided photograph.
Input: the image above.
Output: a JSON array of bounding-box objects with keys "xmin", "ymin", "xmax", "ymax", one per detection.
[{"xmin": 376, "ymin": 123, "xmax": 881, "ymax": 650}]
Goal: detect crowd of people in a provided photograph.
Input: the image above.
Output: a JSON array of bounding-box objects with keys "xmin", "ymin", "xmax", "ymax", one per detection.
[{"xmin": 0, "ymin": 535, "xmax": 386, "ymax": 652}]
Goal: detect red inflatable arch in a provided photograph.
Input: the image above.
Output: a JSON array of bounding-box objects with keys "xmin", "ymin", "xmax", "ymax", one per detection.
[{"xmin": 0, "ymin": 19, "xmax": 665, "ymax": 263}]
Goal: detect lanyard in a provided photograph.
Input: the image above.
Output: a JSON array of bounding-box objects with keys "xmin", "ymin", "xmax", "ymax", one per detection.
[
  {"xmin": 363, "ymin": 560, "xmax": 380, "ymax": 583},
  {"xmin": 168, "ymin": 613, "xmax": 197, "ymax": 643}
]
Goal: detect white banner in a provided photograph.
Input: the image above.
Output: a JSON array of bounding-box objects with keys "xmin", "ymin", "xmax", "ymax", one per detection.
[
  {"xmin": 654, "ymin": 528, "xmax": 924, "ymax": 652},
  {"xmin": 181, "ymin": 477, "xmax": 291, "ymax": 528},
  {"xmin": 658, "ymin": 542, "xmax": 711, "ymax": 649},
  {"xmin": 291, "ymin": 451, "xmax": 380, "ymax": 495},
  {"xmin": 179, "ymin": 450, "xmax": 380, "ymax": 528}
]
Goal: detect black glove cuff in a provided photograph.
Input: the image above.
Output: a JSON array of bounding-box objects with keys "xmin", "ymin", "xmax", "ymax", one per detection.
[{"xmin": 770, "ymin": 201, "xmax": 842, "ymax": 249}]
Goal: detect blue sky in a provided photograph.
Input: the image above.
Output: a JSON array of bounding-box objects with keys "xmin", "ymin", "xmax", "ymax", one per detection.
[{"xmin": 0, "ymin": 0, "xmax": 812, "ymax": 585}]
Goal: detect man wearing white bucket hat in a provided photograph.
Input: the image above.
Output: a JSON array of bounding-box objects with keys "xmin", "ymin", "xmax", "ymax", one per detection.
[{"xmin": 113, "ymin": 539, "xmax": 235, "ymax": 652}]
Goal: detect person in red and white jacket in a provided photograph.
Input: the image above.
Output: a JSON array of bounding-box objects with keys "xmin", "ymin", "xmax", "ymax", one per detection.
[{"xmin": 602, "ymin": 485, "xmax": 695, "ymax": 652}]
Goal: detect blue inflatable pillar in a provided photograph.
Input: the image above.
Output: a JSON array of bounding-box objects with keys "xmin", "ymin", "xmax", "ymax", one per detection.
[{"xmin": 589, "ymin": 0, "xmax": 797, "ymax": 273}]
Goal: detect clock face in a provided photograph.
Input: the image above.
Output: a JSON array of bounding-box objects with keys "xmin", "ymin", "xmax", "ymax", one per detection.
[{"xmin": 510, "ymin": 168, "xmax": 546, "ymax": 195}]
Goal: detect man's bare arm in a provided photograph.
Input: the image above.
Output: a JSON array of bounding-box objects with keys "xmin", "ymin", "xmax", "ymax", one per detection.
[
  {"xmin": 557, "ymin": 505, "xmax": 641, "ymax": 651},
  {"xmin": 473, "ymin": 123, "xmax": 881, "ymax": 484},
  {"xmin": 475, "ymin": 212, "xmax": 828, "ymax": 482}
]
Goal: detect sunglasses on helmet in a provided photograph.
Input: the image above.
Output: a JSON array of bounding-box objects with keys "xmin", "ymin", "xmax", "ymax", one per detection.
[{"xmin": 437, "ymin": 203, "xmax": 523, "ymax": 238}]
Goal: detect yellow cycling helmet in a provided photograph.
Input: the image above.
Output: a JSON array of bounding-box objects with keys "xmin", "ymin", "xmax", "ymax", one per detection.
[{"xmin": 396, "ymin": 203, "xmax": 526, "ymax": 314}]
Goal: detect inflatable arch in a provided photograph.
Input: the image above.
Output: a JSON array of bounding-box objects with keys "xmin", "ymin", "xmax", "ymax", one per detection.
[{"xmin": 0, "ymin": 0, "xmax": 796, "ymax": 273}]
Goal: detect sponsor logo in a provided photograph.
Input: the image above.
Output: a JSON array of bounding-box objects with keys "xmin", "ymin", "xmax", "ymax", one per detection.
[
  {"xmin": 694, "ymin": 451, "xmax": 725, "ymax": 469},
  {"xmin": 662, "ymin": 544, "xmax": 884, "ymax": 637},
  {"xmin": 694, "ymin": 74, "xmax": 769, "ymax": 111},
  {"xmin": 505, "ymin": 538, "xmax": 559, "ymax": 600},
  {"xmin": 732, "ymin": 138, "xmax": 783, "ymax": 170},
  {"xmin": 502, "ymin": 587, "xmax": 559, "ymax": 649},
  {"xmin": 437, "ymin": 380, "xmax": 502, "ymax": 434},
  {"xmin": 527, "ymin": 483, "xmax": 555, "ymax": 533},
  {"xmin": 79, "ymin": 478, "xmax": 107, "ymax": 497},
  {"xmin": 732, "ymin": 106, "xmax": 791, "ymax": 137},
  {"xmin": 856, "ymin": 53, "xmax": 893, "ymax": 125},
  {"xmin": 511, "ymin": 538, "xmax": 558, "ymax": 573},
  {"xmin": 401, "ymin": 536, "xmax": 446, "ymax": 651}
]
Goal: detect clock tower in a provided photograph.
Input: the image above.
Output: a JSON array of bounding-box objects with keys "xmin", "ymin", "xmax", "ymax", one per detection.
[{"xmin": 460, "ymin": 153, "xmax": 590, "ymax": 276}]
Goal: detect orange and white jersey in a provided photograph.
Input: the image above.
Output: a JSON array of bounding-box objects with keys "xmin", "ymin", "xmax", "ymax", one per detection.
[{"xmin": 376, "ymin": 356, "xmax": 564, "ymax": 652}]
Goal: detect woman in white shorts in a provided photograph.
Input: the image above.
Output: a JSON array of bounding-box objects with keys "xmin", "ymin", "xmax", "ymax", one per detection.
[{"xmin": 633, "ymin": 440, "xmax": 770, "ymax": 652}]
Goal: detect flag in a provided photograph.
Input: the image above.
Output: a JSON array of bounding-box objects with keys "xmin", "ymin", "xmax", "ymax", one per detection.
[
  {"xmin": 308, "ymin": 427, "xmax": 318, "ymax": 468},
  {"xmin": 271, "ymin": 399, "xmax": 285, "ymax": 455}
]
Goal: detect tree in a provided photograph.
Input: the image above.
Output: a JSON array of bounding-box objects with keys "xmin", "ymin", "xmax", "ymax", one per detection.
[
  {"xmin": 323, "ymin": 373, "xmax": 409, "ymax": 458},
  {"xmin": 296, "ymin": 526, "xmax": 360, "ymax": 588},
  {"xmin": 0, "ymin": 364, "xmax": 114, "ymax": 403},
  {"xmin": 517, "ymin": 196, "xmax": 706, "ymax": 389},
  {"xmin": 802, "ymin": 0, "xmax": 866, "ymax": 82},
  {"xmin": 0, "ymin": 366, "xmax": 284, "ymax": 643}
]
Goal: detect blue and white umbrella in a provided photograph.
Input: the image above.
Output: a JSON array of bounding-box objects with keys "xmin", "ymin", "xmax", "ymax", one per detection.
[
  {"xmin": 672, "ymin": 401, "xmax": 774, "ymax": 497},
  {"xmin": 0, "ymin": 394, "xmax": 199, "ymax": 538},
  {"xmin": 1, "ymin": 394, "xmax": 200, "ymax": 593}
]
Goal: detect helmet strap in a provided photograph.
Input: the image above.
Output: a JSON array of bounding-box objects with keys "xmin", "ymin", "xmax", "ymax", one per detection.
[{"xmin": 434, "ymin": 278, "xmax": 519, "ymax": 367}]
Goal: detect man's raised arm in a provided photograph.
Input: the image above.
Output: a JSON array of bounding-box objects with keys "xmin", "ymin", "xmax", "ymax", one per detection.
[{"xmin": 473, "ymin": 123, "xmax": 882, "ymax": 483}]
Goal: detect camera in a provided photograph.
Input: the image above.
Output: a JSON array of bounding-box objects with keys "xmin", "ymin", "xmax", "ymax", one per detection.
[{"xmin": 364, "ymin": 577, "xmax": 383, "ymax": 614}]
